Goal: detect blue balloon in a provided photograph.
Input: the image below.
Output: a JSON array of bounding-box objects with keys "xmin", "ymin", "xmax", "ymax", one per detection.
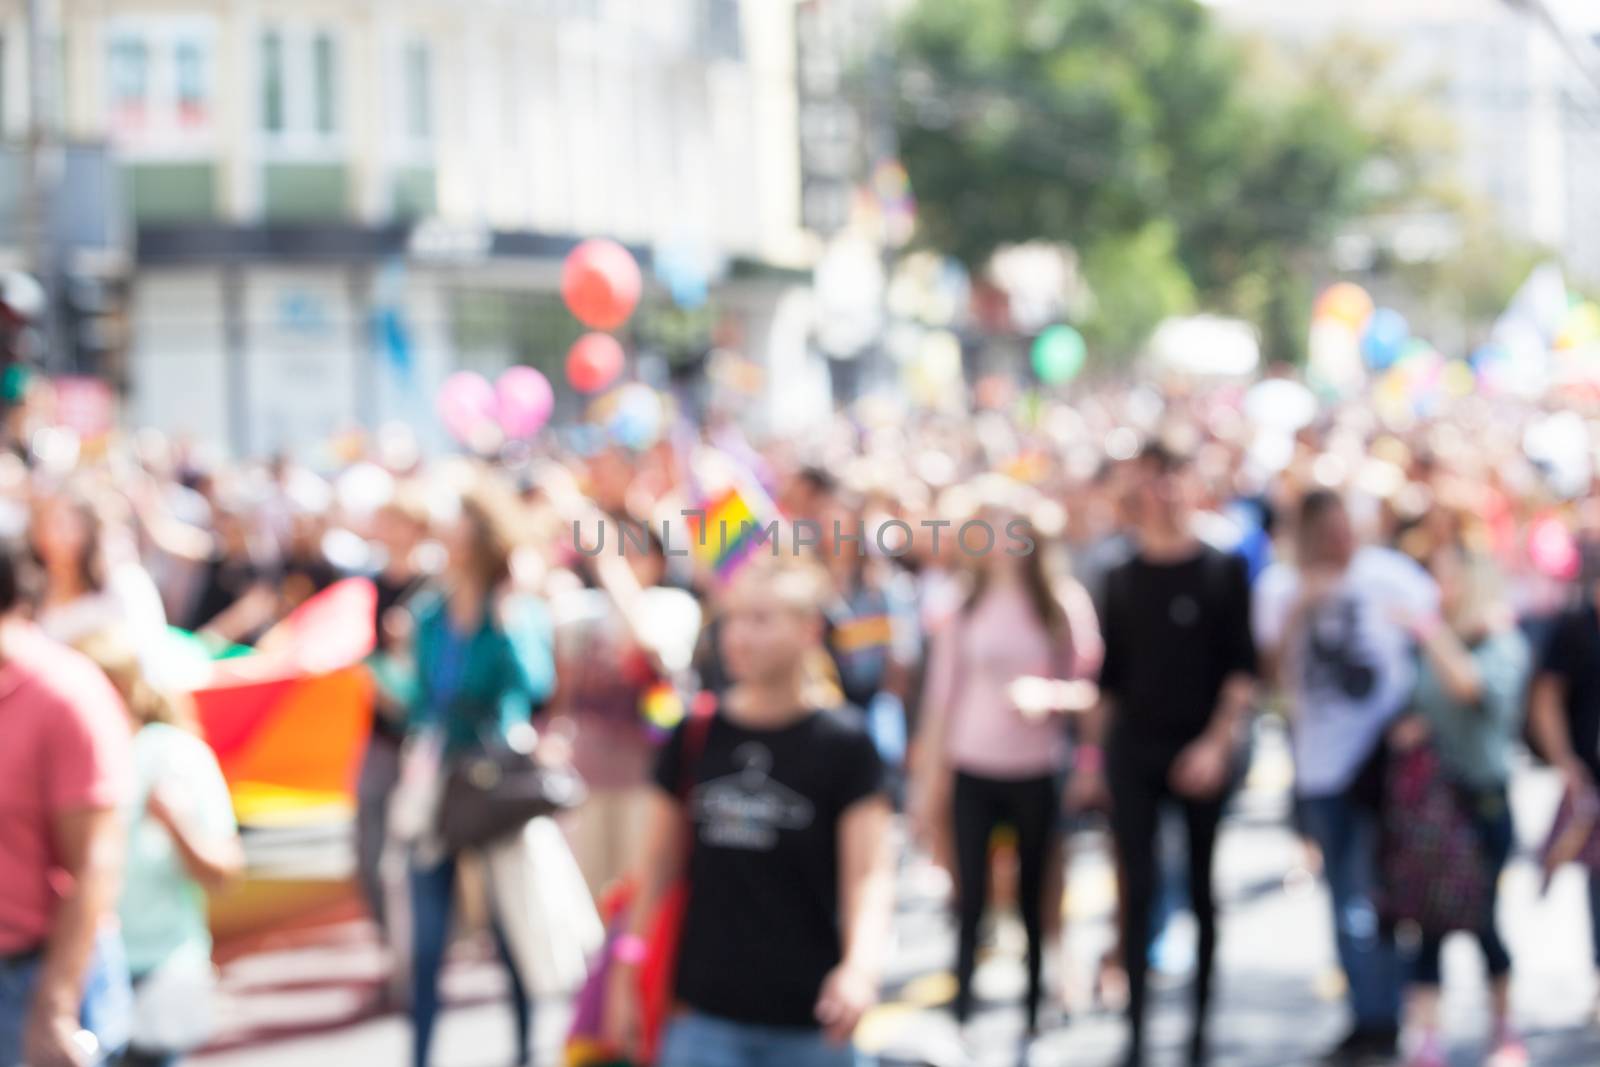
[
  {"xmin": 1469, "ymin": 342, "xmax": 1509, "ymax": 370},
  {"xmin": 1361, "ymin": 307, "xmax": 1409, "ymax": 371},
  {"xmin": 655, "ymin": 243, "xmax": 711, "ymax": 309},
  {"xmin": 607, "ymin": 386, "xmax": 662, "ymax": 450}
]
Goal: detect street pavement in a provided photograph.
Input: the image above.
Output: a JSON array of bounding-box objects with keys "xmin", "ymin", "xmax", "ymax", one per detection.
[{"xmin": 192, "ymin": 727, "xmax": 1600, "ymax": 1067}]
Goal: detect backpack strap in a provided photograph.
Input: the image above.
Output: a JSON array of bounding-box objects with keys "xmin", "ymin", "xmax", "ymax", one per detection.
[{"xmin": 676, "ymin": 691, "xmax": 717, "ymax": 804}]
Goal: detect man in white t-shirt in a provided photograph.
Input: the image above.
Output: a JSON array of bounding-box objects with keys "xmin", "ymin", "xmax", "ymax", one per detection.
[{"xmin": 1255, "ymin": 490, "xmax": 1438, "ymax": 1066}]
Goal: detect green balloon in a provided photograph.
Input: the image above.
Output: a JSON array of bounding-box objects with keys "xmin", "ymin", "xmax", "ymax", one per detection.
[
  {"xmin": 1031, "ymin": 325, "xmax": 1086, "ymax": 385},
  {"xmin": 1, "ymin": 364, "xmax": 33, "ymax": 403}
]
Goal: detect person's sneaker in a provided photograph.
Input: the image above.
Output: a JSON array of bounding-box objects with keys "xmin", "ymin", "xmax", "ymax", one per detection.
[
  {"xmin": 1321, "ymin": 1025, "xmax": 1399, "ymax": 1066},
  {"xmin": 1405, "ymin": 1032, "xmax": 1446, "ymax": 1067},
  {"xmin": 1363, "ymin": 1025, "xmax": 1401, "ymax": 1066},
  {"xmin": 1487, "ymin": 1025, "xmax": 1529, "ymax": 1067}
]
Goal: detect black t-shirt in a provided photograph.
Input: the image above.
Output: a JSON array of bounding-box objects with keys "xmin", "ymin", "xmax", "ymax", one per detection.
[
  {"xmin": 374, "ymin": 571, "xmax": 428, "ymax": 643},
  {"xmin": 187, "ymin": 553, "xmax": 271, "ymax": 633},
  {"xmin": 370, "ymin": 571, "xmax": 429, "ymax": 739},
  {"xmin": 1539, "ymin": 602, "xmax": 1600, "ymax": 777},
  {"xmin": 653, "ymin": 706, "xmax": 886, "ymax": 1028},
  {"xmin": 281, "ymin": 550, "xmax": 338, "ymax": 610},
  {"xmin": 1096, "ymin": 546, "xmax": 1256, "ymax": 759}
]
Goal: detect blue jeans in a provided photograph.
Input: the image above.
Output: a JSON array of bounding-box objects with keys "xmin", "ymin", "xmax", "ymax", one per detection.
[
  {"xmin": 1299, "ymin": 794, "xmax": 1401, "ymax": 1031},
  {"xmin": 118, "ymin": 1049, "xmax": 178, "ymax": 1067},
  {"xmin": 0, "ymin": 927, "xmax": 132, "ymax": 1067},
  {"xmin": 658, "ymin": 1011, "xmax": 871, "ymax": 1067},
  {"xmin": 1587, "ymin": 873, "xmax": 1600, "ymax": 968},
  {"xmin": 408, "ymin": 854, "xmax": 532, "ymax": 1067}
]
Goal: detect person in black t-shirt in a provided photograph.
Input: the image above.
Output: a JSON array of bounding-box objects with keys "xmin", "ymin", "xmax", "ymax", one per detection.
[
  {"xmin": 1069, "ymin": 443, "xmax": 1257, "ymax": 1067},
  {"xmin": 1529, "ymin": 585, "xmax": 1600, "ymax": 1017},
  {"xmin": 603, "ymin": 558, "xmax": 893, "ymax": 1067}
]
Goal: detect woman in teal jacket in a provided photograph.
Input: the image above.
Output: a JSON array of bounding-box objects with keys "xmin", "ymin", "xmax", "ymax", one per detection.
[{"xmin": 407, "ymin": 479, "xmax": 555, "ymax": 1067}]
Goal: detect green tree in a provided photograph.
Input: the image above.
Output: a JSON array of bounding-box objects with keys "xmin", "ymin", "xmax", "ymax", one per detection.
[{"xmin": 894, "ymin": 0, "xmax": 1428, "ymax": 363}]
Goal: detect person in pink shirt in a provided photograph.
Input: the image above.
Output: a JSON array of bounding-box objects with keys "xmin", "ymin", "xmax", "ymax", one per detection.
[
  {"xmin": 910, "ymin": 498, "xmax": 1101, "ymax": 1049},
  {"xmin": 0, "ymin": 538, "xmax": 135, "ymax": 1067}
]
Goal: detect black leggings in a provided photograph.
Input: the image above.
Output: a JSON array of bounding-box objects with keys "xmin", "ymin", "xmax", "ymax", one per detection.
[
  {"xmin": 1411, "ymin": 785, "xmax": 1515, "ymax": 986},
  {"xmin": 1108, "ymin": 750, "xmax": 1227, "ymax": 1057},
  {"xmin": 951, "ymin": 770, "xmax": 1059, "ymax": 1031}
]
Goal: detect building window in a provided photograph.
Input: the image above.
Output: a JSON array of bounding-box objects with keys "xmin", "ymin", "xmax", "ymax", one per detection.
[
  {"xmin": 105, "ymin": 19, "xmax": 219, "ymax": 148},
  {"xmin": 261, "ymin": 31, "xmax": 285, "ymax": 133},
  {"xmin": 175, "ymin": 39, "xmax": 206, "ymax": 123},
  {"xmin": 110, "ymin": 37, "xmax": 150, "ymax": 114},
  {"xmin": 700, "ymin": 0, "xmax": 742, "ymax": 61},
  {"xmin": 260, "ymin": 27, "xmax": 340, "ymax": 147},
  {"xmin": 312, "ymin": 32, "xmax": 337, "ymax": 135},
  {"xmin": 405, "ymin": 41, "xmax": 431, "ymax": 141}
]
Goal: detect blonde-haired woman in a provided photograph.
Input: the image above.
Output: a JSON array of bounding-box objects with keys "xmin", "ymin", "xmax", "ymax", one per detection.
[
  {"xmin": 1389, "ymin": 536, "xmax": 1529, "ymax": 1067},
  {"xmin": 77, "ymin": 629, "xmax": 243, "ymax": 1067},
  {"xmin": 603, "ymin": 558, "xmax": 894, "ymax": 1067}
]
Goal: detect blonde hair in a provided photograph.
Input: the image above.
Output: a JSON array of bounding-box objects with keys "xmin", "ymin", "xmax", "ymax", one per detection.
[
  {"xmin": 1446, "ymin": 549, "xmax": 1509, "ymax": 639},
  {"xmin": 378, "ymin": 481, "xmax": 433, "ymax": 531},
  {"xmin": 75, "ymin": 628, "xmax": 198, "ymax": 733},
  {"xmin": 726, "ymin": 557, "xmax": 844, "ymax": 708}
]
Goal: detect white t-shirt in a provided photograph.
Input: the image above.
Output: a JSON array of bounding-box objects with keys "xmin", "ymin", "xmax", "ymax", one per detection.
[
  {"xmin": 37, "ymin": 562, "xmax": 169, "ymax": 666},
  {"xmin": 119, "ymin": 723, "xmax": 236, "ymax": 975},
  {"xmin": 1254, "ymin": 546, "xmax": 1439, "ymax": 797}
]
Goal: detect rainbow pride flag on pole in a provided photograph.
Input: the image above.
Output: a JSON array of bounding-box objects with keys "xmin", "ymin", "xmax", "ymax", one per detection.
[{"xmin": 685, "ymin": 485, "xmax": 770, "ymax": 581}]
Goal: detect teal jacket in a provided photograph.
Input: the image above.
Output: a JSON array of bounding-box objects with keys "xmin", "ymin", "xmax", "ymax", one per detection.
[
  {"xmin": 407, "ymin": 591, "xmax": 557, "ymax": 756},
  {"xmin": 1413, "ymin": 627, "xmax": 1529, "ymax": 791}
]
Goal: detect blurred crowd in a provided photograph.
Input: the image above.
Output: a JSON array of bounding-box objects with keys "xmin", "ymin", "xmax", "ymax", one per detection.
[{"xmin": 5, "ymin": 371, "xmax": 1600, "ymax": 1067}]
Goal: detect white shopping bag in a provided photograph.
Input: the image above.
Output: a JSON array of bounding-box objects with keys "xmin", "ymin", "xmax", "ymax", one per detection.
[
  {"xmin": 483, "ymin": 816, "xmax": 604, "ymax": 998},
  {"xmin": 129, "ymin": 941, "xmax": 217, "ymax": 1053},
  {"xmin": 389, "ymin": 731, "xmax": 443, "ymax": 845}
]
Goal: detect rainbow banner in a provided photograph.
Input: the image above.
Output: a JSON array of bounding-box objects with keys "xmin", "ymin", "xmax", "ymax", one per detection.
[
  {"xmin": 194, "ymin": 666, "xmax": 374, "ymax": 826},
  {"xmin": 190, "ymin": 579, "xmax": 379, "ymax": 826}
]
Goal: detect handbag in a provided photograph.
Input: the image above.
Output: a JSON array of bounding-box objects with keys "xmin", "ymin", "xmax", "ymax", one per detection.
[
  {"xmin": 1378, "ymin": 742, "xmax": 1490, "ymax": 935},
  {"xmin": 1538, "ymin": 784, "xmax": 1600, "ymax": 894},
  {"xmin": 566, "ymin": 694, "xmax": 716, "ymax": 1067},
  {"xmin": 485, "ymin": 815, "xmax": 605, "ymax": 998},
  {"xmin": 437, "ymin": 723, "xmax": 588, "ymax": 853}
]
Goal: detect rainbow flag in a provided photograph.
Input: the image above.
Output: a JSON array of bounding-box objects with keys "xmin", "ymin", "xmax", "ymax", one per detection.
[
  {"xmin": 191, "ymin": 579, "xmax": 378, "ymax": 826},
  {"xmin": 685, "ymin": 486, "xmax": 770, "ymax": 581}
]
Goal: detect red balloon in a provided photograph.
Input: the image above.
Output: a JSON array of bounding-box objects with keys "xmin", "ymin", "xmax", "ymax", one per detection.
[
  {"xmin": 561, "ymin": 239, "xmax": 642, "ymax": 331},
  {"xmin": 566, "ymin": 333, "xmax": 625, "ymax": 394}
]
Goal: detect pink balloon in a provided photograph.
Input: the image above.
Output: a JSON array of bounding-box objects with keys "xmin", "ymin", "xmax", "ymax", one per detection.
[
  {"xmin": 1529, "ymin": 515, "xmax": 1580, "ymax": 581},
  {"xmin": 495, "ymin": 366, "xmax": 554, "ymax": 438},
  {"xmin": 436, "ymin": 371, "xmax": 497, "ymax": 444}
]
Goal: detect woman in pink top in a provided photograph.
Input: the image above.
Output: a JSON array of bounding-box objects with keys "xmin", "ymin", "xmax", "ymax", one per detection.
[{"xmin": 911, "ymin": 505, "xmax": 1101, "ymax": 1043}]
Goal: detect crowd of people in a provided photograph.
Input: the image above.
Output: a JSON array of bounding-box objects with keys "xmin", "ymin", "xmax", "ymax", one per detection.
[{"xmin": 3, "ymin": 373, "xmax": 1600, "ymax": 1067}]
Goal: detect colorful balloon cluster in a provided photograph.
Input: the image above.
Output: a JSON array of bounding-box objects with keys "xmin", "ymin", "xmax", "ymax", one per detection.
[
  {"xmin": 1309, "ymin": 282, "xmax": 1391, "ymax": 369},
  {"xmin": 436, "ymin": 366, "xmax": 555, "ymax": 447},
  {"xmin": 562, "ymin": 239, "xmax": 641, "ymax": 395},
  {"xmin": 436, "ymin": 238, "xmax": 642, "ymax": 446},
  {"xmin": 1309, "ymin": 281, "xmax": 1480, "ymax": 416}
]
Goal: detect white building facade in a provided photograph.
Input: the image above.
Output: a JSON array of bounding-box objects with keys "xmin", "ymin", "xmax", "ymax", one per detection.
[
  {"xmin": 0, "ymin": 0, "xmax": 822, "ymax": 455},
  {"xmin": 1215, "ymin": 0, "xmax": 1600, "ymax": 286}
]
